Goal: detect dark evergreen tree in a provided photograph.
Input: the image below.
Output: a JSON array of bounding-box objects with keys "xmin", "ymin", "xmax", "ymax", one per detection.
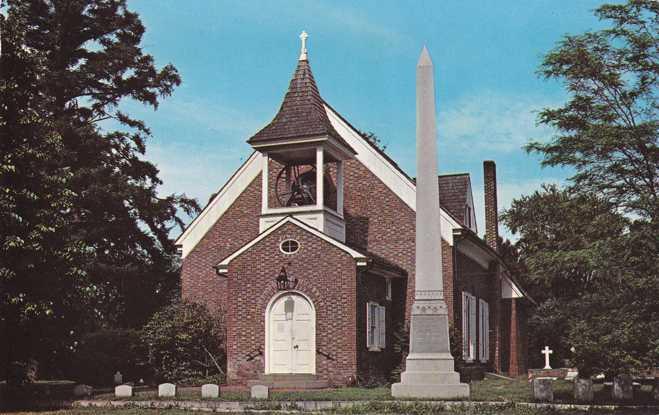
[{"xmin": 1, "ymin": 0, "xmax": 199, "ymax": 378}]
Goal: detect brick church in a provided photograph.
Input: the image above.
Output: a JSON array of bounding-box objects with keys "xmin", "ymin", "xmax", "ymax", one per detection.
[{"xmin": 176, "ymin": 40, "xmax": 531, "ymax": 387}]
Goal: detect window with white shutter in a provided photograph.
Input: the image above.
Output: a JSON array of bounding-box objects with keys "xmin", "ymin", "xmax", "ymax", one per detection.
[
  {"xmin": 366, "ymin": 302, "xmax": 386, "ymax": 351},
  {"xmin": 462, "ymin": 293, "xmax": 469, "ymax": 359},
  {"xmin": 462, "ymin": 292, "xmax": 477, "ymax": 361},
  {"xmin": 479, "ymin": 299, "xmax": 489, "ymax": 362}
]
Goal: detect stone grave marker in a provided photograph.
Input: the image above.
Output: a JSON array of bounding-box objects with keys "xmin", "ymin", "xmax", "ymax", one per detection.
[
  {"xmin": 115, "ymin": 384, "xmax": 132, "ymax": 397},
  {"xmin": 158, "ymin": 383, "xmax": 176, "ymax": 398},
  {"xmin": 113, "ymin": 371, "xmax": 123, "ymax": 385},
  {"xmin": 613, "ymin": 374, "xmax": 633, "ymax": 401},
  {"xmin": 573, "ymin": 378, "xmax": 593, "ymax": 402},
  {"xmin": 201, "ymin": 384, "xmax": 219, "ymax": 398},
  {"xmin": 251, "ymin": 384, "xmax": 269, "ymax": 399},
  {"xmin": 533, "ymin": 378, "xmax": 553, "ymax": 402}
]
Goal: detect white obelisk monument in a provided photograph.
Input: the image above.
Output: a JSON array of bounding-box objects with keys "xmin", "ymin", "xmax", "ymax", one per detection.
[{"xmin": 391, "ymin": 47, "xmax": 470, "ymax": 399}]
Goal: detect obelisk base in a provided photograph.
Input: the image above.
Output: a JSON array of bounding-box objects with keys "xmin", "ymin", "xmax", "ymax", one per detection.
[{"xmin": 391, "ymin": 303, "xmax": 470, "ymax": 399}]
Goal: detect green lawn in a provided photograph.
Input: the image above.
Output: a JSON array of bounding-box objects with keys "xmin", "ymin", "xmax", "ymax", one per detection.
[
  {"xmin": 6, "ymin": 404, "xmax": 655, "ymax": 415},
  {"xmin": 88, "ymin": 374, "xmax": 658, "ymax": 406}
]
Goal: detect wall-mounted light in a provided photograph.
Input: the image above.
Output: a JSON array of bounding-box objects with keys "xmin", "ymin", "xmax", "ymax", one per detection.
[{"xmin": 276, "ymin": 266, "xmax": 298, "ymax": 291}]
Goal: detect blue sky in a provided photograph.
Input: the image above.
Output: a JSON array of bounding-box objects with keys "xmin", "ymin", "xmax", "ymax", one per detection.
[{"xmin": 124, "ymin": 0, "xmax": 612, "ymax": 238}]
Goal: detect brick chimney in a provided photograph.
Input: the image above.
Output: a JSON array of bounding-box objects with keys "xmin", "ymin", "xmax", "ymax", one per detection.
[{"xmin": 483, "ymin": 160, "xmax": 499, "ymax": 252}]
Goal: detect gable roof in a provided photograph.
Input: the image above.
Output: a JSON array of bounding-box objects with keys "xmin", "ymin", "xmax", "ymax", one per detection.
[
  {"xmin": 215, "ymin": 216, "xmax": 368, "ymax": 273},
  {"xmin": 326, "ymin": 100, "xmax": 473, "ymax": 230},
  {"xmin": 247, "ymin": 59, "xmax": 352, "ymax": 153},
  {"xmin": 438, "ymin": 174, "xmax": 470, "ymax": 224},
  {"xmin": 175, "ymin": 103, "xmax": 465, "ymax": 258}
]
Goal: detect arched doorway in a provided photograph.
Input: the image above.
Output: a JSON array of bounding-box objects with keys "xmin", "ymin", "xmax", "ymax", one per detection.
[{"xmin": 265, "ymin": 292, "xmax": 316, "ymax": 374}]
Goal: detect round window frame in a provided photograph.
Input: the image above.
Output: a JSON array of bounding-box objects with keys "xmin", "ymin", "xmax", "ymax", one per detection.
[{"xmin": 279, "ymin": 239, "xmax": 300, "ymax": 255}]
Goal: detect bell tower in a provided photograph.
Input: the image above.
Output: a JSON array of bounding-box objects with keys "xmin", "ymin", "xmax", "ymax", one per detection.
[{"xmin": 247, "ymin": 32, "xmax": 355, "ymax": 242}]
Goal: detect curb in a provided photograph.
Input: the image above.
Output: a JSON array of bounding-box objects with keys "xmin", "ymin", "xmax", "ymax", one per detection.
[{"xmin": 73, "ymin": 399, "xmax": 659, "ymax": 413}]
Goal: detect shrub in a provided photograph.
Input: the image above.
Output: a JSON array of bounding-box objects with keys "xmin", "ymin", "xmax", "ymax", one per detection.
[
  {"xmin": 69, "ymin": 329, "xmax": 144, "ymax": 386},
  {"xmin": 141, "ymin": 301, "xmax": 225, "ymax": 384}
]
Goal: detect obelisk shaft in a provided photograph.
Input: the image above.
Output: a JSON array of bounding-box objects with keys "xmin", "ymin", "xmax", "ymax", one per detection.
[
  {"xmin": 415, "ymin": 47, "xmax": 443, "ymax": 299},
  {"xmin": 392, "ymin": 46, "xmax": 469, "ymax": 399}
]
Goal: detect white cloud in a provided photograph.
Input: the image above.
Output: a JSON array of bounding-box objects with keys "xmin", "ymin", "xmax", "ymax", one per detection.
[
  {"xmin": 440, "ymin": 91, "xmax": 557, "ymax": 154},
  {"xmin": 306, "ymin": 2, "xmax": 409, "ymax": 47}
]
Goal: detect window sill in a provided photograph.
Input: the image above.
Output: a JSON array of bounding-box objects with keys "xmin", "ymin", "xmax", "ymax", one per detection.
[{"xmin": 368, "ymin": 346, "xmax": 382, "ymax": 352}]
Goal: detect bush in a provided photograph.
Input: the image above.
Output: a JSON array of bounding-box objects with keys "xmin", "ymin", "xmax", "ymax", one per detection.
[
  {"xmin": 69, "ymin": 329, "xmax": 144, "ymax": 386},
  {"xmin": 141, "ymin": 301, "xmax": 225, "ymax": 384}
]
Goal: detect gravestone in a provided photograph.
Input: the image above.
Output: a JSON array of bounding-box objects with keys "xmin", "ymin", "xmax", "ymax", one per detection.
[
  {"xmin": 574, "ymin": 378, "xmax": 593, "ymax": 402},
  {"xmin": 113, "ymin": 371, "xmax": 123, "ymax": 385},
  {"xmin": 613, "ymin": 374, "xmax": 633, "ymax": 401},
  {"xmin": 115, "ymin": 384, "xmax": 132, "ymax": 397},
  {"xmin": 533, "ymin": 378, "xmax": 553, "ymax": 402},
  {"xmin": 158, "ymin": 383, "xmax": 176, "ymax": 398},
  {"xmin": 73, "ymin": 384, "xmax": 93, "ymax": 398},
  {"xmin": 251, "ymin": 384, "xmax": 268, "ymax": 400},
  {"xmin": 565, "ymin": 369, "xmax": 578, "ymax": 381},
  {"xmin": 201, "ymin": 384, "xmax": 219, "ymax": 398}
]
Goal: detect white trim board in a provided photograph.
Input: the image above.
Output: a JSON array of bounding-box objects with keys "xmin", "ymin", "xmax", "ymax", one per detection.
[
  {"xmin": 175, "ymin": 152, "xmax": 262, "ymax": 258},
  {"xmin": 501, "ymin": 276, "xmax": 524, "ymax": 299},
  {"xmin": 324, "ymin": 104, "xmax": 460, "ymax": 245},
  {"xmin": 216, "ymin": 216, "xmax": 367, "ymax": 272},
  {"xmin": 176, "ymin": 103, "xmax": 464, "ymax": 258}
]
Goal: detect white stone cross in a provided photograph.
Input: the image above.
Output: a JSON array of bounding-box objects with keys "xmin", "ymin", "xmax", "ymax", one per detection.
[
  {"xmin": 541, "ymin": 346, "xmax": 553, "ymax": 369},
  {"xmin": 299, "ymin": 31, "xmax": 308, "ymax": 61}
]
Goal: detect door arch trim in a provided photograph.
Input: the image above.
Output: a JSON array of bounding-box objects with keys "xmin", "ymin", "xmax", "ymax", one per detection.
[{"xmin": 265, "ymin": 290, "xmax": 316, "ymax": 374}]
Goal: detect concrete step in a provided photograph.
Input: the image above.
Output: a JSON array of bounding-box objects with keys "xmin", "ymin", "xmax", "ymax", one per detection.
[
  {"xmin": 246, "ymin": 374, "xmax": 329, "ymax": 389},
  {"xmin": 259, "ymin": 373, "xmax": 316, "ymax": 381}
]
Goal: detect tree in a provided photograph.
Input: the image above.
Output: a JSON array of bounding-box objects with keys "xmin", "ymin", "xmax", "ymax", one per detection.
[
  {"xmin": 1, "ymin": 0, "xmax": 199, "ymax": 378},
  {"xmin": 505, "ymin": 0, "xmax": 659, "ymax": 376},
  {"xmin": 528, "ymin": 0, "xmax": 658, "ymax": 222},
  {"xmin": 502, "ymin": 185, "xmax": 631, "ymax": 370},
  {"xmin": 141, "ymin": 302, "xmax": 226, "ymax": 384}
]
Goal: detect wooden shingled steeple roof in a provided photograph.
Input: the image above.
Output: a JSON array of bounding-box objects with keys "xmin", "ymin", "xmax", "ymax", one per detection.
[{"xmin": 247, "ymin": 49, "xmax": 354, "ymax": 154}]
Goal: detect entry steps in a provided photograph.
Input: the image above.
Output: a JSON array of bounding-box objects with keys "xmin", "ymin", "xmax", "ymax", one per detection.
[{"xmin": 246, "ymin": 374, "xmax": 329, "ymax": 389}]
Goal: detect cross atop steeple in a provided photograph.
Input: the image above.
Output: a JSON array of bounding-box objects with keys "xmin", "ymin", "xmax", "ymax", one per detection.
[{"xmin": 299, "ymin": 31, "xmax": 308, "ymax": 61}]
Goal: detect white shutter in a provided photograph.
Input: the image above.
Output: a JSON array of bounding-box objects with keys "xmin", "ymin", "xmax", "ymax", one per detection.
[
  {"xmin": 483, "ymin": 302, "xmax": 490, "ymax": 360},
  {"xmin": 462, "ymin": 293, "xmax": 469, "ymax": 359},
  {"xmin": 478, "ymin": 300, "xmax": 487, "ymax": 361},
  {"xmin": 378, "ymin": 306, "xmax": 386, "ymax": 349},
  {"xmin": 366, "ymin": 302, "xmax": 372, "ymax": 348},
  {"xmin": 469, "ymin": 295, "xmax": 477, "ymax": 361}
]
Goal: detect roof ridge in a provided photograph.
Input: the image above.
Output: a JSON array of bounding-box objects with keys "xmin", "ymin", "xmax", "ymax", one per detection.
[{"xmin": 438, "ymin": 172, "xmax": 470, "ymax": 177}]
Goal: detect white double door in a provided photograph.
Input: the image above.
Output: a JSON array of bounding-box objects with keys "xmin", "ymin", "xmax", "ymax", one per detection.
[{"xmin": 268, "ymin": 293, "xmax": 315, "ymax": 374}]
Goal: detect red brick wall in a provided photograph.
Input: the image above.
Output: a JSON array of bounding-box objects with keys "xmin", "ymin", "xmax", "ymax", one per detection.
[
  {"xmin": 227, "ymin": 222, "xmax": 358, "ymax": 385},
  {"xmin": 180, "ymin": 175, "xmax": 262, "ymax": 313},
  {"xmin": 180, "ymin": 156, "xmax": 482, "ymax": 382},
  {"xmin": 356, "ymin": 272, "xmax": 406, "ymax": 383},
  {"xmin": 483, "ymin": 161, "xmax": 499, "ymax": 252},
  {"xmin": 342, "ymin": 159, "xmax": 455, "ymax": 324},
  {"xmin": 454, "ymin": 250, "xmax": 495, "ymax": 369}
]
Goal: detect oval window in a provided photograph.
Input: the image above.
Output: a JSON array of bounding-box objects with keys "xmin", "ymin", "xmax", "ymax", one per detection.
[{"xmin": 280, "ymin": 239, "xmax": 300, "ymax": 254}]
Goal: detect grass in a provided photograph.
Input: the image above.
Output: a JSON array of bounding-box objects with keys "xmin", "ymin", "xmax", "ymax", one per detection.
[
  {"xmin": 89, "ymin": 374, "xmax": 658, "ymax": 406},
  {"xmin": 5, "ymin": 404, "xmax": 655, "ymax": 415},
  {"xmin": 94, "ymin": 386, "xmax": 391, "ymax": 402}
]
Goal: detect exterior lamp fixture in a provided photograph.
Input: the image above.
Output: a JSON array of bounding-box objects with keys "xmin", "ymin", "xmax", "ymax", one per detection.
[{"xmin": 276, "ymin": 266, "xmax": 298, "ymax": 291}]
